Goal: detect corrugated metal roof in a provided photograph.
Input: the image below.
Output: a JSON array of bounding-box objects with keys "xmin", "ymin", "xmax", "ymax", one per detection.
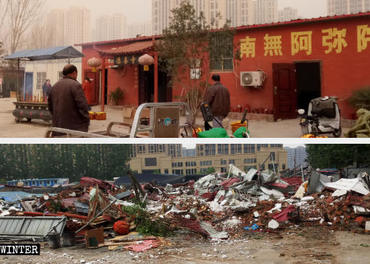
[
  {"xmin": 0, "ymin": 216, "xmax": 66, "ymax": 240},
  {"xmin": 4, "ymin": 46, "xmax": 84, "ymax": 61}
]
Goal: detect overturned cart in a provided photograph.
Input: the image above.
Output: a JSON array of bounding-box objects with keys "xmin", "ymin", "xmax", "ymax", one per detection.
[{"xmin": 45, "ymin": 102, "xmax": 193, "ymax": 138}]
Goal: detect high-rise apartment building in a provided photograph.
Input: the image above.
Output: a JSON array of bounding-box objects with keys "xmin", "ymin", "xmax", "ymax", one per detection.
[
  {"xmin": 64, "ymin": 7, "xmax": 91, "ymax": 45},
  {"xmin": 126, "ymin": 22, "xmax": 153, "ymax": 38},
  {"xmin": 255, "ymin": 0, "xmax": 278, "ymax": 24},
  {"xmin": 226, "ymin": 0, "xmax": 255, "ymax": 27},
  {"xmin": 95, "ymin": 14, "xmax": 126, "ymax": 41},
  {"xmin": 152, "ymin": 0, "xmax": 256, "ymax": 35},
  {"xmin": 285, "ymin": 146, "xmax": 307, "ymax": 169},
  {"xmin": 47, "ymin": 7, "xmax": 91, "ymax": 46},
  {"xmin": 278, "ymin": 7, "xmax": 298, "ymax": 22},
  {"xmin": 327, "ymin": 0, "xmax": 370, "ymax": 16},
  {"xmin": 130, "ymin": 144, "xmax": 287, "ymax": 175},
  {"xmin": 46, "ymin": 9, "xmax": 65, "ymax": 47}
]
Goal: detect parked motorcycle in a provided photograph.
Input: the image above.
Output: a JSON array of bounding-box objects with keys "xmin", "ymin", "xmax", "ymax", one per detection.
[{"xmin": 298, "ymin": 96, "xmax": 342, "ymax": 138}]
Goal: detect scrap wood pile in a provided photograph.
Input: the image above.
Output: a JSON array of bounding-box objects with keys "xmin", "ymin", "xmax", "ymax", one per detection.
[{"xmin": 0, "ymin": 168, "xmax": 369, "ymax": 252}]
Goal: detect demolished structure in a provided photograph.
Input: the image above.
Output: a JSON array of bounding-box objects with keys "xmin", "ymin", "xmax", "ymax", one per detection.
[{"xmin": 0, "ymin": 166, "xmax": 369, "ymax": 252}]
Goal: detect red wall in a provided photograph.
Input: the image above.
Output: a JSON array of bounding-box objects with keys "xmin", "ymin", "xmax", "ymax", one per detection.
[{"xmin": 230, "ymin": 16, "xmax": 370, "ymax": 119}]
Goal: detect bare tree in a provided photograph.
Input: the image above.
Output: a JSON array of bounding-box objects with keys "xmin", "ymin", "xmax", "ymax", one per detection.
[
  {"xmin": 7, "ymin": 0, "xmax": 43, "ymax": 53},
  {"xmin": 0, "ymin": 0, "xmax": 10, "ymax": 53},
  {"xmin": 27, "ymin": 18, "xmax": 53, "ymax": 50},
  {"xmin": 0, "ymin": 0, "xmax": 10, "ymax": 25}
]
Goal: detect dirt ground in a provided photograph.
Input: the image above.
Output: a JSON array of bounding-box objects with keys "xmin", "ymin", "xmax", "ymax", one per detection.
[
  {"xmin": 2, "ymin": 227, "xmax": 370, "ymax": 264},
  {"xmin": 0, "ymin": 98, "xmax": 350, "ymax": 138}
]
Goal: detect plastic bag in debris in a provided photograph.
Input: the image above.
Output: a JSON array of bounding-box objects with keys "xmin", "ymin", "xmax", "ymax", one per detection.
[
  {"xmin": 197, "ymin": 128, "xmax": 229, "ymax": 138},
  {"xmin": 233, "ymin": 126, "xmax": 248, "ymax": 138},
  {"xmin": 244, "ymin": 224, "xmax": 259, "ymax": 231}
]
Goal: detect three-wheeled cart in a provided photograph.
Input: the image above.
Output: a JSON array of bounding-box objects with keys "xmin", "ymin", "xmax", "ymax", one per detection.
[{"xmin": 45, "ymin": 102, "xmax": 193, "ymax": 138}]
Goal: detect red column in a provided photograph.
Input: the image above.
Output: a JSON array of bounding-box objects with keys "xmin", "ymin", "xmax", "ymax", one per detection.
[
  {"xmin": 154, "ymin": 52, "xmax": 158, "ymax": 103},
  {"xmin": 101, "ymin": 58, "xmax": 106, "ymax": 112}
]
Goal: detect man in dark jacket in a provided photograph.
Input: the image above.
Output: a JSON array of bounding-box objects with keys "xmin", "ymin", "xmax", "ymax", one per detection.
[
  {"xmin": 48, "ymin": 64, "xmax": 90, "ymax": 132},
  {"xmin": 204, "ymin": 74, "xmax": 231, "ymax": 128}
]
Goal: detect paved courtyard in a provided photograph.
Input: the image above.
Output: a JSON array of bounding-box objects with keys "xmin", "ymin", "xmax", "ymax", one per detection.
[{"xmin": 0, "ymin": 98, "xmax": 349, "ymax": 138}]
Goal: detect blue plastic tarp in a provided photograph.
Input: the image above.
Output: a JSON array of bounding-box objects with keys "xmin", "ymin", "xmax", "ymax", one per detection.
[{"xmin": 0, "ymin": 192, "xmax": 43, "ymax": 203}]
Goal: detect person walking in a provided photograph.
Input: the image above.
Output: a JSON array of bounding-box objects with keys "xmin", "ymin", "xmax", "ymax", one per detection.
[
  {"xmin": 82, "ymin": 77, "xmax": 92, "ymax": 105},
  {"xmin": 48, "ymin": 64, "xmax": 90, "ymax": 133},
  {"xmin": 42, "ymin": 79, "xmax": 52, "ymax": 100},
  {"xmin": 204, "ymin": 74, "xmax": 231, "ymax": 128}
]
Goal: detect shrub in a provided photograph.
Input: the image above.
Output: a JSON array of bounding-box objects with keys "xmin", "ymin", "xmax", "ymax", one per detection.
[
  {"xmin": 348, "ymin": 86, "xmax": 370, "ymax": 110},
  {"xmin": 109, "ymin": 87, "xmax": 124, "ymax": 105}
]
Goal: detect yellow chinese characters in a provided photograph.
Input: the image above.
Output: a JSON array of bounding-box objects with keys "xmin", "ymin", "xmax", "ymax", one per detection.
[
  {"xmin": 357, "ymin": 24, "xmax": 370, "ymax": 53},
  {"xmin": 240, "ymin": 36, "xmax": 257, "ymax": 58},
  {"xmin": 291, "ymin": 31, "xmax": 312, "ymax": 56},
  {"xmin": 264, "ymin": 34, "xmax": 283, "ymax": 56},
  {"xmin": 322, "ymin": 28, "xmax": 348, "ymax": 54}
]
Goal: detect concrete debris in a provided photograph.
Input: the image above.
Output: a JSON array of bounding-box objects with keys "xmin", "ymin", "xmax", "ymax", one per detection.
[
  {"xmin": 200, "ymin": 222, "xmax": 228, "ymax": 240},
  {"xmin": 366, "ymin": 221, "xmax": 370, "ymax": 231},
  {"xmin": 260, "ymin": 186, "xmax": 285, "ymax": 199},
  {"xmin": 353, "ymin": 206, "xmax": 370, "ymax": 215},
  {"xmin": 268, "ymin": 219, "xmax": 280, "ymax": 229}
]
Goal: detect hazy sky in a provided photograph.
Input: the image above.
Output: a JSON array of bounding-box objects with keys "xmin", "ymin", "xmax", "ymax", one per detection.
[{"xmin": 45, "ymin": 0, "xmax": 327, "ymax": 24}]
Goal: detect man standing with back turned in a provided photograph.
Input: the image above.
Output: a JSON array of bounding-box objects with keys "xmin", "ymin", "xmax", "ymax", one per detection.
[
  {"xmin": 48, "ymin": 64, "xmax": 90, "ymax": 132},
  {"xmin": 204, "ymin": 74, "xmax": 231, "ymax": 128}
]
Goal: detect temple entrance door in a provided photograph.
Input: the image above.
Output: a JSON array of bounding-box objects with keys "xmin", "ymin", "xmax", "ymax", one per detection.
[
  {"xmin": 295, "ymin": 61, "xmax": 322, "ymax": 111},
  {"xmin": 273, "ymin": 63, "xmax": 297, "ymax": 120},
  {"xmin": 158, "ymin": 69, "xmax": 171, "ymax": 102},
  {"xmin": 139, "ymin": 64, "xmax": 154, "ymax": 104}
]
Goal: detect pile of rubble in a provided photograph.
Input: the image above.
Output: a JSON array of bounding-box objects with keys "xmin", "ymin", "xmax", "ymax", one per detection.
[{"xmin": 0, "ymin": 167, "xmax": 369, "ymax": 252}]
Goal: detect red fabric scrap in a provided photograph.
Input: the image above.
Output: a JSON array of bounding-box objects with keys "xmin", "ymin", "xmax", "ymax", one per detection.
[
  {"xmin": 272, "ymin": 205, "xmax": 296, "ymax": 222},
  {"xmin": 201, "ymin": 192, "xmax": 218, "ymax": 201},
  {"xmin": 268, "ymin": 183, "xmax": 289, "ymax": 188},
  {"xmin": 124, "ymin": 240, "xmax": 160, "ymax": 252},
  {"xmin": 220, "ymin": 178, "xmax": 240, "ymax": 189}
]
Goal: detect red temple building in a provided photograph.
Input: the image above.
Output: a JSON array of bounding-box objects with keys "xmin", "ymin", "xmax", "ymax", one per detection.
[{"xmin": 79, "ymin": 12, "xmax": 370, "ymax": 120}]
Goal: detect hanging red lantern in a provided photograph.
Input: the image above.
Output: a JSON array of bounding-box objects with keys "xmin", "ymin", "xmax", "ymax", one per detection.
[
  {"xmin": 138, "ymin": 54, "xmax": 154, "ymax": 71},
  {"xmin": 87, "ymin": 57, "xmax": 102, "ymax": 72}
]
